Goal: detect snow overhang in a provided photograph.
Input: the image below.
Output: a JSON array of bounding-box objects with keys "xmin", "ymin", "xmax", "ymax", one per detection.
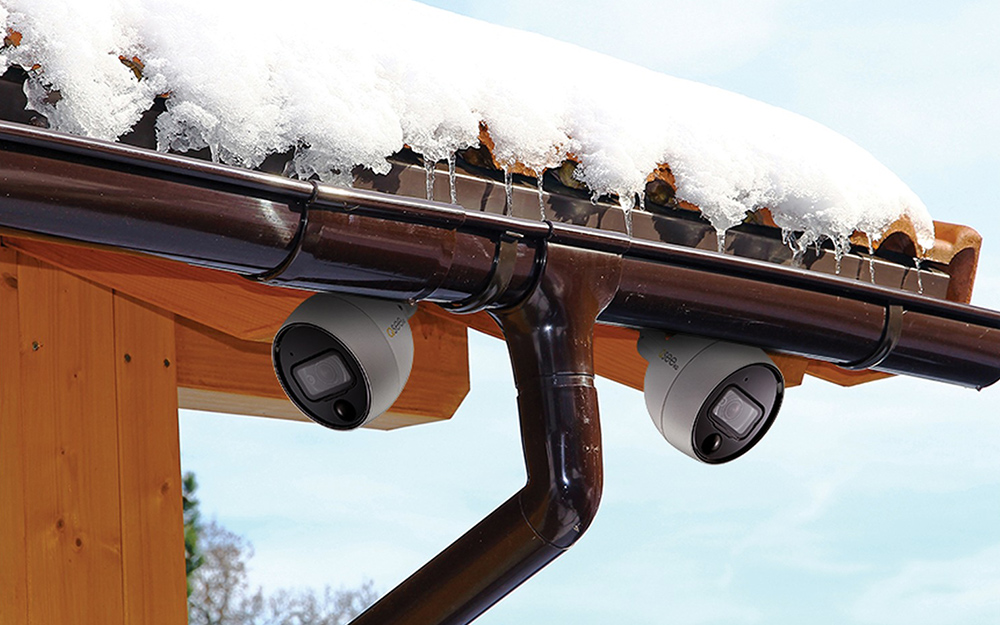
[{"xmin": 0, "ymin": 1, "xmax": 944, "ymax": 251}]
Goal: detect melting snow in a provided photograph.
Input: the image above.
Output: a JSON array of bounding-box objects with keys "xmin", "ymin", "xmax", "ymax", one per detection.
[{"xmin": 0, "ymin": 0, "xmax": 935, "ymax": 250}]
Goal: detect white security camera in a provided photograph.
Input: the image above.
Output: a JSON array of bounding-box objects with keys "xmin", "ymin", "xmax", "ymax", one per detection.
[
  {"xmin": 272, "ymin": 293, "xmax": 416, "ymax": 429},
  {"xmin": 638, "ymin": 330, "xmax": 784, "ymax": 463}
]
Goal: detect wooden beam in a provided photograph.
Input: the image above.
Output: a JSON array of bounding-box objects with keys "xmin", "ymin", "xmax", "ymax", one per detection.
[
  {"xmin": 5, "ymin": 235, "xmax": 473, "ymax": 426},
  {"xmin": 1, "ymin": 234, "xmax": 308, "ymax": 343},
  {"xmin": 0, "ymin": 251, "xmax": 186, "ymax": 623},
  {"xmin": 593, "ymin": 325, "xmax": 646, "ymax": 391},
  {"xmin": 15, "ymin": 254, "xmax": 125, "ymax": 623},
  {"xmin": 767, "ymin": 353, "xmax": 809, "ymax": 388},
  {"xmin": 7, "ymin": 233, "xmax": 810, "ymax": 424}
]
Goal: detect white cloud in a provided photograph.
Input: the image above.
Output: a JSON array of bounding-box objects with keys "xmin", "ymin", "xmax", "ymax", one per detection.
[
  {"xmin": 761, "ymin": 376, "xmax": 1000, "ymax": 495},
  {"xmin": 593, "ymin": 372, "xmax": 1000, "ymax": 584},
  {"xmin": 851, "ymin": 543, "xmax": 1000, "ymax": 624},
  {"xmin": 490, "ymin": 539, "xmax": 765, "ymax": 625},
  {"xmin": 422, "ymin": 0, "xmax": 792, "ymax": 77},
  {"xmin": 786, "ymin": 2, "xmax": 1000, "ymax": 175}
]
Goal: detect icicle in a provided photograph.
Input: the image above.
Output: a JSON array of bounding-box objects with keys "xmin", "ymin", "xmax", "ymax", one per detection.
[
  {"xmin": 914, "ymin": 257, "xmax": 924, "ymax": 294},
  {"xmin": 865, "ymin": 234, "xmax": 876, "ymax": 283},
  {"xmin": 447, "ymin": 154, "xmax": 458, "ymax": 205},
  {"xmin": 832, "ymin": 235, "xmax": 850, "ymax": 276},
  {"xmin": 791, "ymin": 238, "xmax": 805, "ymax": 267},
  {"xmin": 424, "ymin": 158, "xmax": 435, "ymax": 201},
  {"xmin": 536, "ymin": 174, "xmax": 546, "ymax": 220},
  {"xmin": 782, "ymin": 229, "xmax": 805, "ymax": 266},
  {"xmin": 618, "ymin": 192, "xmax": 636, "ymax": 238},
  {"xmin": 781, "ymin": 228, "xmax": 794, "ymax": 249},
  {"xmin": 503, "ymin": 168, "xmax": 513, "ymax": 215},
  {"xmin": 631, "ymin": 193, "xmax": 641, "ymax": 237},
  {"xmin": 716, "ymin": 228, "xmax": 727, "ymax": 254}
]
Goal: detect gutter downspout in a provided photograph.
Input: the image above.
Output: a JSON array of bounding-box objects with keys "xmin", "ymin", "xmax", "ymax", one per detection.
[{"xmin": 351, "ymin": 244, "xmax": 621, "ymax": 624}]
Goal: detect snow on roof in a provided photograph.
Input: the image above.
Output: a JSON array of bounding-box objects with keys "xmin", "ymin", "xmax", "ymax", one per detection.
[{"xmin": 0, "ymin": 0, "xmax": 935, "ymax": 252}]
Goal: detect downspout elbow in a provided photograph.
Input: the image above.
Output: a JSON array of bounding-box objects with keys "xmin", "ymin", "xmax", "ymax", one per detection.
[
  {"xmin": 516, "ymin": 375, "xmax": 603, "ymax": 550},
  {"xmin": 498, "ymin": 243, "xmax": 622, "ymax": 551}
]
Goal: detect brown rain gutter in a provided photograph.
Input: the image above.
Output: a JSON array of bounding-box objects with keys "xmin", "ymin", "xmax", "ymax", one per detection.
[
  {"xmin": 3, "ymin": 120, "xmax": 1000, "ymax": 623},
  {"xmin": 3, "ymin": 121, "xmax": 999, "ymax": 387}
]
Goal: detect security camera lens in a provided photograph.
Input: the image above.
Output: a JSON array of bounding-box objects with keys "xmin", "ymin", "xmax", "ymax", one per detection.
[
  {"xmin": 292, "ymin": 351, "xmax": 355, "ymax": 401},
  {"xmin": 333, "ymin": 400, "xmax": 356, "ymax": 422},
  {"xmin": 709, "ymin": 386, "xmax": 764, "ymax": 440},
  {"xmin": 700, "ymin": 433, "xmax": 722, "ymax": 455}
]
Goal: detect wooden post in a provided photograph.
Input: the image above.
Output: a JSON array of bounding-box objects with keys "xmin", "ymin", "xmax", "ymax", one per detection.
[{"xmin": 0, "ymin": 246, "xmax": 187, "ymax": 624}]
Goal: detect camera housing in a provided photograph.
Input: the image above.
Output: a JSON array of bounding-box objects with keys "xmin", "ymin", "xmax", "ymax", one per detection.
[
  {"xmin": 272, "ymin": 293, "xmax": 416, "ymax": 430},
  {"xmin": 638, "ymin": 330, "xmax": 784, "ymax": 463}
]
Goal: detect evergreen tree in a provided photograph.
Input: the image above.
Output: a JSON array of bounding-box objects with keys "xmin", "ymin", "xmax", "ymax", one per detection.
[{"xmin": 183, "ymin": 471, "xmax": 205, "ymax": 596}]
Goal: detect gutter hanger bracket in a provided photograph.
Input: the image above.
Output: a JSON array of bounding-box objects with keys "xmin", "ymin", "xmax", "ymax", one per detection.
[
  {"xmin": 839, "ymin": 304, "xmax": 905, "ymax": 370},
  {"xmin": 249, "ymin": 179, "xmax": 320, "ymax": 283},
  {"xmin": 441, "ymin": 231, "xmax": 523, "ymax": 314}
]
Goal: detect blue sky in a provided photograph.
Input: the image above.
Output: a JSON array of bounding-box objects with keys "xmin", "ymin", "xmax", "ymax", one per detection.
[{"xmin": 179, "ymin": 1, "xmax": 1000, "ymax": 623}]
